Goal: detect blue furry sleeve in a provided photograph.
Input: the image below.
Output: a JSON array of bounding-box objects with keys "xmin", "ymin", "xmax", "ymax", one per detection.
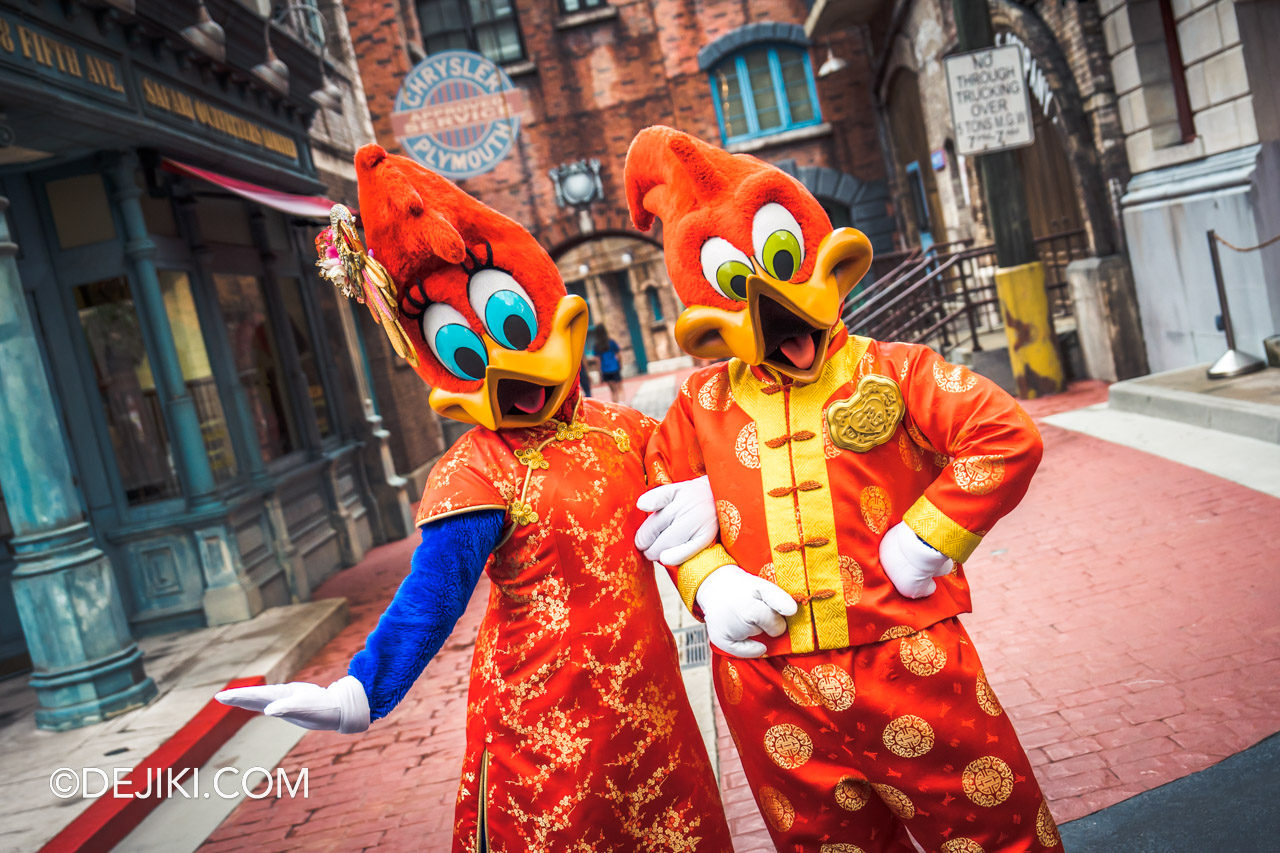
[{"xmin": 347, "ymin": 509, "xmax": 503, "ymax": 721}]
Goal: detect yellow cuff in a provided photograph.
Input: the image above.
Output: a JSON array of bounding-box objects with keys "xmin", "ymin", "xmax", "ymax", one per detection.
[
  {"xmin": 676, "ymin": 545, "xmax": 733, "ymax": 613},
  {"xmin": 903, "ymin": 497, "xmax": 983, "ymax": 563}
]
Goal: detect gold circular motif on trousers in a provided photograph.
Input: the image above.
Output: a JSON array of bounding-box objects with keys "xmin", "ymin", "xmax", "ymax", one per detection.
[
  {"xmin": 764, "ymin": 723, "xmax": 813, "ymax": 770},
  {"xmin": 962, "ymin": 756, "xmax": 1015, "ymax": 807},
  {"xmin": 952, "ymin": 455, "xmax": 1006, "ymax": 495},
  {"xmin": 1037, "ymin": 800, "xmax": 1062, "ymax": 847},
  {"xmin": 834, "ymin": 776, "xmax": 872, "ymax": 812},
  {"xmin": 975, "ymin": 669, "xmax": 1003, "ymax": 717},
  {"xmin": 810, "ymin": 664, "xmax": 856, "ymax": 711},
  {"xmin": 716, "ymin": 500, "xmax": 742, "ymax": 546},
  {"xmin": 820, "ymin": 845, "xmax": 867, "ymax": 853},
  {"xmin": 698, "ymin": 373, "xmax": 735, "ymax": 411},
  {"xmin": 882, "ymin": 714, "xmax": 935, "ymax": 758},
  {"xmin": 880, "ymin": 625, "xmax": 916, "ymax": 641},
  {"xmin": 839, "ymin": 556, "xmax": 864, "ymax": 606},
  {"xmin": 859, "ymin": 486, "xmax": 892, "ymax": 534},
  {"xmin": 900, "ymin": 630, "xmax": 947, "ymax": 677},
  {"xmin": 719, "ymin": 658, "xmax": 743, "ymax": 705},
  {"xmin": 870, "ymin": 783, "xmax": 916, "ymax": 820},
  {"xmin": 735, "ymin": 422, "xmax": 760, "ymax": 469},
  {"xmin": 940, "ymin": 839, "xmax": 985, "ymax": 853},
  {"xmin": 781, "ymin": 665, "xmax": 823, "ymax": 708},
  {"xmin": 758, "ymin": 786, "xmax": 795, "ymax": 832}
]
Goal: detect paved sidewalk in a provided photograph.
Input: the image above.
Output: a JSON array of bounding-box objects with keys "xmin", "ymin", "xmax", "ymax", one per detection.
[{"xmin": 199, "ymin": 378, "xmax": 1280, "ymax": 851}]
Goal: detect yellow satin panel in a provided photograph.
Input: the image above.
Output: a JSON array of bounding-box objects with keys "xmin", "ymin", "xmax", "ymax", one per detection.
[
  {"xmin": 677, "ymin": 544, "xmax": 735, "ymax": 612},
  {"xmin": 728, "ymin": 336, "xmax": 870, "ymax": 653}
]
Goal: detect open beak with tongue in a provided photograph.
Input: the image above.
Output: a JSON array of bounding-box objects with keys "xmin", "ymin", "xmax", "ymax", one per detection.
[
  {"xmin": 672, "ymin": 228, "xmax": 875, "ymax": 383},
  {"xmin": 428, "ymin": 295, "xmax": 591, "ymax": 431}
]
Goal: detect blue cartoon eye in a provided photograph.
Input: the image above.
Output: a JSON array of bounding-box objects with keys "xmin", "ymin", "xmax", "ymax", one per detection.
[
  {"xmin": 421, "ymin": 303, "xmax": 488, "ymax": 381},
  {"xmin": 468, "ymin": 269, "xmax": 538, "ymax": 350}
]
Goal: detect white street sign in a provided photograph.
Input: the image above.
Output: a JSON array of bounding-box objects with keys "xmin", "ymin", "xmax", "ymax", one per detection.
[{"xmin": 944, "ymin": 44, "xmax": 1035, "ymax": 156}]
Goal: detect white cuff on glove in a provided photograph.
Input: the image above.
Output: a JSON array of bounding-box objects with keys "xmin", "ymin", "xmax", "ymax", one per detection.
[
  {"xmin": 879, "ymin": 521, "xmax": 954, "ymax": 599},
  {"xmin": 694, "ymin": 564, "xmax": 799, "ymax": 658}
]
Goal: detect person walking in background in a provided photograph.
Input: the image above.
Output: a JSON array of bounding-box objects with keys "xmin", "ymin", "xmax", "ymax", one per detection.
[{"xmin": 592, "ymin": 325, "xmax": 625, "ymax": 402}]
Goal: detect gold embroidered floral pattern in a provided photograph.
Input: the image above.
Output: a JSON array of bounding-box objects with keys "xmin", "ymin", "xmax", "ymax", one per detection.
[
  {"xmin": 934, "ymin": 361, "xmax": 978, "ymax": 392},
  {"xmin": 882, "ymin": 714, "xmax": 935, "ymax": 757},
  {"xmin": 515, "ymin": 448, "xmax": 549, "ymax": 469}
]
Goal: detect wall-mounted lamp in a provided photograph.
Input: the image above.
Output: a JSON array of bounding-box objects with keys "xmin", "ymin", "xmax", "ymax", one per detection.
[
  {"xmin": 578, "ymin": 263, "xmax": 590, "ymax": 277},
  {"xmin": 182, "ymin": 0, "xmax": 226, "ymax": 63},
  {"xmin": 620, "ymin": 252, "xmax": 634, "ymax": 265}
]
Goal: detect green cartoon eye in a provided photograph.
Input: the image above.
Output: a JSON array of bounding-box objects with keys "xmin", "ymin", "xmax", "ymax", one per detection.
[
  {"xmin": 761, "ymin": 230, "xmax": 802, "ymax": 280},
  {"xmin": 700, "ymin": 237, "xmax": 752, "ymax": 302},
  {"xmin": 715, "ymin": 259, "xmax": 753, "ymax": 301}
]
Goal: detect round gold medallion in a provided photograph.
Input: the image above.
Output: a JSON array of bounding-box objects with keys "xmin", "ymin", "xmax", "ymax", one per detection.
[
  {"xmin": 859, "ymin": 486, "xmax": 892, "ymax": 534},
  {"xmin": 652, "ymin": 459, "xmax": 672, "ymax": 485},
  {"xmin": 879, "ymin": 625, "xmax": 916, "ymax": 641},
  {"xmin": 870, "ymin": 783, "xmax": 915, "ymax": 820},
  {"xmin": 810, "ymin": 663, "xmax": 856, "ymax": 712},
  {"xmin": 758, "ymin": 786, "xmax": 795, "ymax": 832},
  {"xmin": 975, "ymin": 669, "xmax": 1003, "ymax": 717},
  {"xmin": 716, "ymin": 500, "xmax": 742, "ymax": 546},
  {"xmin": 698, "ymin": 373, "xmax": 735, "ymax": 411},
  {"xmin": 1036, "ymin": 800, "xmax": 1061, "ymax": 847},
  {"xmin": 758, "ymin": 562, "xmax": 776, "ymax": 584},
  {"xmin": 952, "ymin": 455, "xmax": 1006, "ymax": 495},
  {"xmin": 735, "ymin": 422, "xmax": 760, "ymax": 469},
  {"xmin": 882, "ymin": 714, "xmax": 936, "ymax": 758},
  {"xmin": 934, "ymin": 362, "xmax": 978, "ymax": 393},
  {"xmin": 834, "ymin": 776, "xmax": 871, "ymax": 812},
  {"xmin": 820, "ymin": 845, "xmax": 866, "ymax": 853},
  {"xmin": 940, "ymin": 839, "xmax": 985, "ymax": 853},
  {"xmin": 688, "ymin": 443, "xmax": 706, "ymax": 476},
  {"xmin": 839, "ymin": 556, "xmax": 864, "ymax": 606},
  {"xmin": 898, "ymin": 432, "xmax": 923, "ymax": 471},
  {"xmin": 781, "ymin": 665, "xmax": 823, "ymax": 707},
  {"xmin": 764, "ymin": 723, "xmax": 813, "ymax": 770},
  {"xmin": 961, "ymin": 756, "xmax": 1014, "ymax": 807},
  {"xmin": 900, "ymin": 630, "xmax": 947, "ymax": 677},
  {"xmin": 719, "ymin": 658, "xmax": 743, "ymax": 705}
]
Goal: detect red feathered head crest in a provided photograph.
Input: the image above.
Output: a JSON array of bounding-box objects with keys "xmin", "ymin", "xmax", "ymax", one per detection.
[
  {"xmin": 319, "ymin": 145, "xmax": 588, "ymax": 430},
  {"xmin": 623, "ymin": 127, "xmax": 872, "ymax": 382}
]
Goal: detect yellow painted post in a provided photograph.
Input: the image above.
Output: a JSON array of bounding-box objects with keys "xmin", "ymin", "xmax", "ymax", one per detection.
[{"xmin": 994, "ymin": 261, "xmax": 1066, "ymax": 398}]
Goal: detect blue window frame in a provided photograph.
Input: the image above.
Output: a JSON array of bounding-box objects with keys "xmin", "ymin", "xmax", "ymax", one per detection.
[{"xmin": 710, "ymin": 46, "xmax": 821, "ymax": 145}]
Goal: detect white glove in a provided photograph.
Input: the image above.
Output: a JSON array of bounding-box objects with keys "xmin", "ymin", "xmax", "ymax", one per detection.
[
  {"xmin": 634, "ymin": 475, "xmax": 719, "ymax": 566},
  {"xmin": 879, "ymin": 521, "xmax": 954, "ymax": 599},
  {"xmin": 694, "ymin": 564, "xmax": 799, "ymax": 658},
  {"xmin": 215, "ymin": 675, "xmax": 370, "ymax": 734}
]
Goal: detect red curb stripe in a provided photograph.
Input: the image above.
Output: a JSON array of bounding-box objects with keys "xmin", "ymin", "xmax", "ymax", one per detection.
[{"xmin": 39, "ymin": 675, "xmax": 266, "ymax": 853}]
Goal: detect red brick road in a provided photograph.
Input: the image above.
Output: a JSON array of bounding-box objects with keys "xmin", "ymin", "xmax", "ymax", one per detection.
[{"xmin": 204, "ymin": 381, "xmax": 1280, "ymax": 851}]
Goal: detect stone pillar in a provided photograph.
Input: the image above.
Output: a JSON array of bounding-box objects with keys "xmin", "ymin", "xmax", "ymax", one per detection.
[
  {"xmin": 0, "ymin": 193, "xmax": 156, "ymax": 730},
  {"xmin": 1067, "ymin": 255, "xmax": 1150, "ymax": 382},
  {"xmin": 105, "ymin": 153, "xmax": 262, "ymax": 625}
]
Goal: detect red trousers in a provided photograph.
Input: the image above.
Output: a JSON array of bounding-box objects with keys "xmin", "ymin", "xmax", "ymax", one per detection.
[{"xmin": 714, "ymin": 618, "xmax": 1062, "ymax": 853}]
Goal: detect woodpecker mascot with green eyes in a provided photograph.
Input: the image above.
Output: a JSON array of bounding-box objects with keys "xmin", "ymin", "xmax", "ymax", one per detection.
[
  {"xmin": 627, "ymin": 126, "xmax": 1063, "ymax": 852},
  {"xmin": 217, "ymin": 144, "xmax": 733, "ymax": 852}
]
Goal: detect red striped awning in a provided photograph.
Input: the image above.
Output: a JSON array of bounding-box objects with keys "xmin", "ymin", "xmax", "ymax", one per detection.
[{"xmin": 162, "ymin": 158, "xmax": 342, "ymax": 220}]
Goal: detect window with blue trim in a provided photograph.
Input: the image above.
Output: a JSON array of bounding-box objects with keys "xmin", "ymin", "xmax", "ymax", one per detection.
[{"xmin": 710, "ymin": 46, "xmax": 820, "ymax": 144}]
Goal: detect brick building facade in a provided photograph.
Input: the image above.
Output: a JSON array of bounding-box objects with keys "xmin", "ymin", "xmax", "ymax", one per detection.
[{"xmin": 342, "ymin": 0, "xmax": 898, "ymax": 467}]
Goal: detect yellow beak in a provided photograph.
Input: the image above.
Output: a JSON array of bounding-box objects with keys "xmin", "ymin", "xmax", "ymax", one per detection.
[
  {"xmin": 429, "ymin": 295, "xmax": 590, "ymax": 431},
  {"xmin": 673, "ymin": 228, "xmax": 873, "ymax": 381}
]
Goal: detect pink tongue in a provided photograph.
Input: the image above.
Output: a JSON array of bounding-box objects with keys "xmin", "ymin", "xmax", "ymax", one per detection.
[
  {"xmin": 779, "ymin": 334, "xmax": 816, "ymax": 369},
  {"xmin": 512, "ymin": 385, "xmax": 547, "ymax": 414}
]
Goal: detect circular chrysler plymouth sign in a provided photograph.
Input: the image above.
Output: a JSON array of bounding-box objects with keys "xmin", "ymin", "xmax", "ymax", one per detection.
[{"xmin": 392, "ymin": 51, "xmax": 525, "ymax": 180}]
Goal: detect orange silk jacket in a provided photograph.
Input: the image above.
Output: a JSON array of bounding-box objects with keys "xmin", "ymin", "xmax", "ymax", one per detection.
[{"xmin": 645, "ymin": 328, "xmax": 1043, "ymax": 656}]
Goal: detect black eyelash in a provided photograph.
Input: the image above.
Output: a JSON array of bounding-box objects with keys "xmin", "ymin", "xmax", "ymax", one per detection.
[
  {"xmin": 399, "ymin": 242, "xmax": 514, "ymax": 319},
  {"xmin": 462, "ymin": 240, "xmax": 498, "ymax": 275},
  {"xmin": 401, "ymin": 281, "xmax": 429, "ymax": 319}
]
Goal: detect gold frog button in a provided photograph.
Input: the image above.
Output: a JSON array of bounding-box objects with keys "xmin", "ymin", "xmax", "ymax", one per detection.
[{"xmin": 825, "ymin": 374, "xmax": 905, "ymax": 452}]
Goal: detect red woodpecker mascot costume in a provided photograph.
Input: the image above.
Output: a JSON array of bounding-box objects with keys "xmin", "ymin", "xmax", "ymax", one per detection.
[
  {"xmin": 218, "ymin": 145, "xmax": 733, "ymax": 853},
  {"xmin": 625, "ymin": 126, "xmax": 1062, "ymax": 853}
]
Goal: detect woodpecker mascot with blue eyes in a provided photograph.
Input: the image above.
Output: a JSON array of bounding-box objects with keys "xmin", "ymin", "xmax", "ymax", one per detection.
[
  {"xmin": 217, "ymin": 144, "xmax": 733, "ymax": 852},
  {"xmin": 626, "ymin": 127, "xmax": 1063, "ymax": 852}
]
